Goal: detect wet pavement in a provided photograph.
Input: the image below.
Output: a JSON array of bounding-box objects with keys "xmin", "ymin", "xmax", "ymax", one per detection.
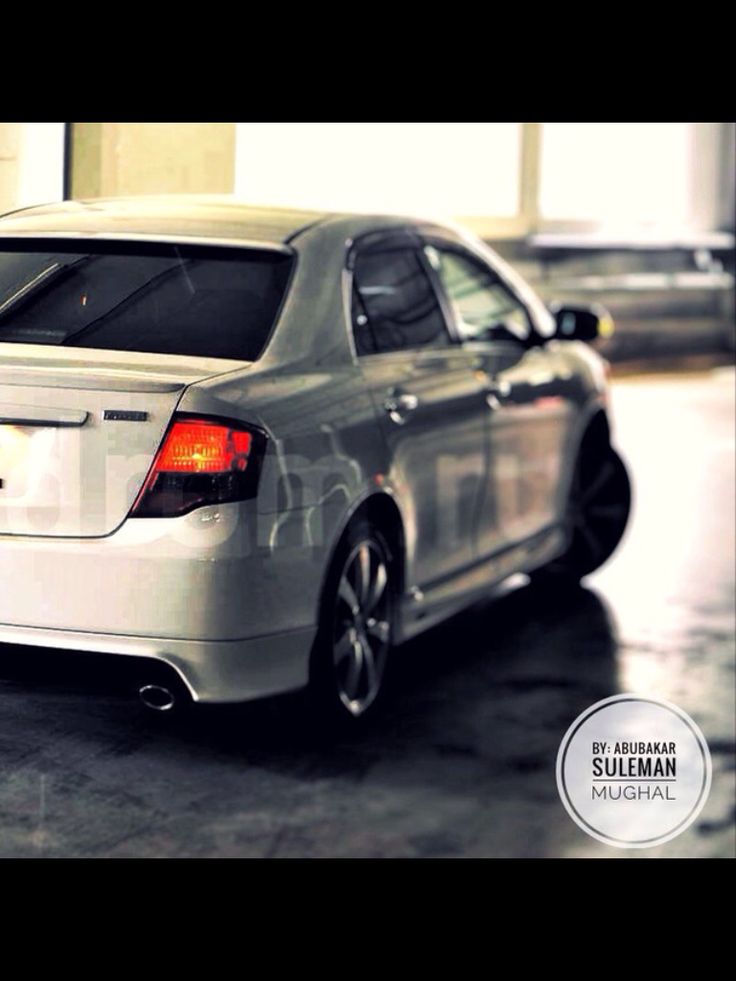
[{"xmin": 0, "ymin": 367, "xmax": 734, "ymax": 858}]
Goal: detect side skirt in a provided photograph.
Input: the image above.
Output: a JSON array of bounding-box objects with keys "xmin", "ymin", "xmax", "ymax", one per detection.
[{"xmin": 397, "ymin": 525, "xmax": 567, "ymax": 643}]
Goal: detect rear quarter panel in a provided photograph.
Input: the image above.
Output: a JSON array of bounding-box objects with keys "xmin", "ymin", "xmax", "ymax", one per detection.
[{"xmin": 177, "ymin": 363, "xmax": 391, "ymax": 628}]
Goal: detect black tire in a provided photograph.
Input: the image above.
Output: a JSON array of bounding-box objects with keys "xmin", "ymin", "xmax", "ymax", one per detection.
[
  {"xmin": 531, "ymin": 446, "xmax": 631, "ymax": 586},
  {"xmin": 308, "ymin": 520, "xmax": 396, "ymax": 727}
]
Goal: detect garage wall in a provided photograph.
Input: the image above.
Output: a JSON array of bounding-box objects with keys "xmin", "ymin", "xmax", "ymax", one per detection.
[
  {"xmin": 0, "ymin": 123, "xmax": 22, "ymax": 212},
  {"xmin": 0, "ymin": 122, "xmax": 65, "ymax": 214},
  {"xmin": 70, "ymin": 123, "xmax": 236, "ymax": 199},
  {"xmin": 4, "ymin": 122, "xmax": 733, "ymax": 243}
]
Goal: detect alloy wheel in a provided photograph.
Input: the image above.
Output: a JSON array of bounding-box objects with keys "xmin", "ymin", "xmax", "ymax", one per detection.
[
  {"xmin": 565, "ymin": 449, "xmax": 631, "ymax": 575},
  {"xmin": 332, "ymin": 539, "xmax": 392, "ymax": 717}
]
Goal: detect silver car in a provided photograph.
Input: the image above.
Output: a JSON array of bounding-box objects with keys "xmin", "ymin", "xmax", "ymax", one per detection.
[{"xmin": 0, "ymin": 196, "xmax": 631, "ymax": 723}]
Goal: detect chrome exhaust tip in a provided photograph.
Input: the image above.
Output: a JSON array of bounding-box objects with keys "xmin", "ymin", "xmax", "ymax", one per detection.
[{"xmin": 138, "ymin": 684, "xmax": 176, "ymax": 712}]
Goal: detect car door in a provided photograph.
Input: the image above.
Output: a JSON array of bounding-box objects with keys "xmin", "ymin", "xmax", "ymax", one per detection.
[
  {"xmin": 423, "ymin": 239, "xmax": 576, "ymax": 557},
  {"xmin": 349, "ymin": 232, "xmax": 489, "ymax": 589}
]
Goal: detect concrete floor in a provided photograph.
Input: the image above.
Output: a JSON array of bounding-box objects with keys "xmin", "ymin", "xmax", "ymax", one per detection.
[{"xmin": 0, "ymin": 368, "xmax": 734, "ymax": 859}]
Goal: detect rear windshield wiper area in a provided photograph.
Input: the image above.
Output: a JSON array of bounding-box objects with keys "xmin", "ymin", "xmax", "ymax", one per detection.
[{"xmin": 0, "ymin": 254, "xmax": 98, "ymax": 340}]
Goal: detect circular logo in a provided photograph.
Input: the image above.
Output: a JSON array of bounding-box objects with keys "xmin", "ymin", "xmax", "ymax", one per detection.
[{"xmin": 556, "ymin": 694, "xmax": 712, "ymax": 848}]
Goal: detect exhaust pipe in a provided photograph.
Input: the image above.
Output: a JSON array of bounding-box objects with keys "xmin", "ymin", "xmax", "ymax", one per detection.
[{"xmin": 139, "ymin": 683, "xmax": 176, "ymax": 713}]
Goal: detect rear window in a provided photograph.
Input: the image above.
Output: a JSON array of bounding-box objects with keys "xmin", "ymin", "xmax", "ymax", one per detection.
[{"xmin": 0, "ymin": 239, "xmax": 293, "ymax": 361}]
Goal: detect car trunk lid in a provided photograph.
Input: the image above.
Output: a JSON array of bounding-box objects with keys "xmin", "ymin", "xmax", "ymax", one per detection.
[{"xmin": 0, "ymin": 345, "xmax": 247, "ymax": 537}]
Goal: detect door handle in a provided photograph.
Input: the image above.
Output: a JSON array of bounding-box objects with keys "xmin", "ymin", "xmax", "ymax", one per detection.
[
  {"xmin": 383, "ymin": 392, "xmax": 419, "ymax": 425},
  {"xmin": 485, "ymin": 380, "xmax": 511, "ymax": 411}
]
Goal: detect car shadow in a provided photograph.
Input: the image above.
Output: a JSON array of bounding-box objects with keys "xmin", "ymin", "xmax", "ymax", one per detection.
[{"xmin": 0, "ymin": 579, "xmax": 623, "ymax": 857}]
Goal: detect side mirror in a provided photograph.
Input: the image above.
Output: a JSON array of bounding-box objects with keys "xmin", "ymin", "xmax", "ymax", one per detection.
[{"xmin": 549, "ymin": 302, "xmax": 615, "ymax": 343}]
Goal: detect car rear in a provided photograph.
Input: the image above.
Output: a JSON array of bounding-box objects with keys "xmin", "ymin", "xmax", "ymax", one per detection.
[{"xmin": 0, "ymin": 235, "xmax": 316, "ymax": 703}]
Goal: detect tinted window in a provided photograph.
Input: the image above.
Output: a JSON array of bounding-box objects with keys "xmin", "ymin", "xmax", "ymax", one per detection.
[
  {"xmin": 426, "ymin": 245, "xmax": 531, "ymax": 343},
  {"xmin": 352, "ymin": 247, "xmax": 448, "ymax": 355},
  {"xmin": 0, "ymin": 241, "xmax": 293, "ymax": 361}
]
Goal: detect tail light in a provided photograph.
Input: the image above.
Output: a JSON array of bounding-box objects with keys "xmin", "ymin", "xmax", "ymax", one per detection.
[{"xmin": 131, "ymin": 415, "xmax": 267, "ymax": 518}]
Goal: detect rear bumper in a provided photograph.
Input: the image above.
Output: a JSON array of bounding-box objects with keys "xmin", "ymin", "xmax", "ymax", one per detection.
[
  {"xmin": 0, "ymin": 504, "xmax": 325, "ymax": 639},
  {"xmin": 0, "ymin": 621, "xmax": 315, "ymax": 703},
  {"xmin": 0, "ymin": 501, "xmax": 334, "ymax": 703}
]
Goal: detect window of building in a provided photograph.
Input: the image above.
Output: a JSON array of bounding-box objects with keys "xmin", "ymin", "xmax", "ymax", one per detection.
[{"xmin": 539, "ymin": 123, "xmax": 693, "ymax": 229}]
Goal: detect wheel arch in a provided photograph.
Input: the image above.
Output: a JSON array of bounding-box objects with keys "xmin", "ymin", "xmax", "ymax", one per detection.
[
  {"xmin": 315, "ymin": 491, "xmax": 407, "ymax": 625},
  {"xmin": 556, "ymin": 404, "xmax": 614, "ymax": 517},
  {"xmin": 577, "ymin": 406, "xmax": 612, "ymax": 462}
]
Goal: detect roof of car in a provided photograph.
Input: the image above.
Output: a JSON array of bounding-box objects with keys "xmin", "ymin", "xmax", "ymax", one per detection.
[{"xmin": 0, "ymin": 195, "xmax": 336, "ymax": 245}]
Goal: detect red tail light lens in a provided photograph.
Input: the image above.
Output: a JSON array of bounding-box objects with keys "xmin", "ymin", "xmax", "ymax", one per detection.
[
  {"xmin": 156, "ymin": 421, "xmax": 252, "ymax": 474},
  {"xmin": 131, "ymin": 415, "xmax": 266, "ymax": 518}
]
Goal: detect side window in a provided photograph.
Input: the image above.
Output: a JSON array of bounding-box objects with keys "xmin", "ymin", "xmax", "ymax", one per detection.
[
  {"xmin": 426, "ymin": 245, "xmax": 532, "ymax": 344},
  {"xmin": 351, "ymin": 247, "xmax": 449, "ymax": 355}
]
